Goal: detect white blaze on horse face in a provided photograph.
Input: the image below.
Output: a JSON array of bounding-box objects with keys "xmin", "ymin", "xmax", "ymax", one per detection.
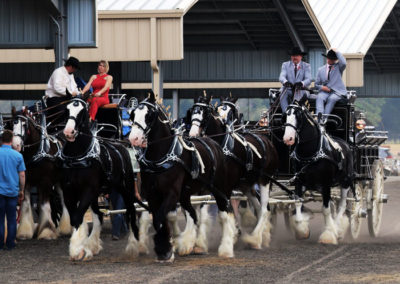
[
  {"xmin": 12, "ymin": 120, "xmax": 24, "ymax": 152},
  {"xmin": 218, "ymin": 105, "xmax": 231, "ymax": 123},
  {"xmin": 64, "ymin": 102, "xmax": 84, "ymax": 142},
  {"xmin": 129, "ymin": 106, "xmax": 148, "ymax": 147},
  {"xmin": 189, "ymin": 109, "xmax": 203, "ymax": 137},
  {"xmin": 283, "ymin": 109, "xmax": 297, "ymax": 146}
]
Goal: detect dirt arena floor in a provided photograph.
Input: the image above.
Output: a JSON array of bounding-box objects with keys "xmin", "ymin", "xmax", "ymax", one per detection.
[{"xmin": 1, "ymin": 177, "xmax": 399, "ymax": 284}]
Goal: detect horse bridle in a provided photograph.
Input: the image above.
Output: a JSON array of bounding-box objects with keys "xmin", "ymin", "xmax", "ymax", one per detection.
[
  {"xmin": 66, "ymin": 98, "xmax": 88, "ymax": 138},
  {"xmin": 219, "ymin": 101, "xmax": 238, "ymax": 123},
  {"xmin": 284, "ymin": 104, "xmax": 320, "ymax": 144},
  {"xmin": 190, "ymin": 102, "xmax": 212, "ymax": 129},
  {"xmin": 13, "ymin": 115, "xmax": 29, "ymax": 149}
]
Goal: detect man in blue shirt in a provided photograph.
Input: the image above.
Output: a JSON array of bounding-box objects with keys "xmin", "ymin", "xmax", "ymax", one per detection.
[{"xmin": 0, "ymin": 130, "xmax": 26, "ymax": 250}]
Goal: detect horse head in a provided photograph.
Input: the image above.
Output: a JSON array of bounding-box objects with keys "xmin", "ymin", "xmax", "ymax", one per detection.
[
  {"xmin": 129, "ymin": 92, "xmax": 160, "ymax": 148},
  {"xmin": 63, "ymin": 98, "xmax": 89, "ymax": 142},
  {"xmin": 11, "ymin": 106, "xmax": 31, "ymax": 152},
  {"xmin": 282, "ymin": 95, "xmax": 310, "ymax": 146},
  {"xmin": 188, "ymin": 91, "xmax": 213, "ymax": 137},
  {"xmin": 217, "ymin": 94, "xmax": 239, "ymax": 124}
]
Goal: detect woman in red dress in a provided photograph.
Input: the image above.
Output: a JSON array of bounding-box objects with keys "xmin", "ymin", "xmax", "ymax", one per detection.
[{"xmin": 81, "ymin": 60, "xmax": 113, "ymax": 121}]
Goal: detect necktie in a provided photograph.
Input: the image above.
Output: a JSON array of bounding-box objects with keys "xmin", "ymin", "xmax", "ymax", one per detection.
[
  {"xmin": 294, "ymin": 64, "xmax": 298, "ymax": 78},
  {"xmin": 328, "ymin": 65, "xmax": 333, "ymax": 80}
]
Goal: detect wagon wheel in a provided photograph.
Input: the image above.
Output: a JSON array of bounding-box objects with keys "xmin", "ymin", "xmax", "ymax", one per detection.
[
  {"xmin": 348, "ymin": 182, "xmax": 364, "ymax": 240},
  {"xmin": 368, "ymin": 160, "xmax": 385, "ymax": 237}
]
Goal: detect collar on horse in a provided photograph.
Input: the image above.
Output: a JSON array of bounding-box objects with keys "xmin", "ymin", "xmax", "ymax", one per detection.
[{"xmin": 17, "ymin": 115, "xmax": 61, "ymax": 165}]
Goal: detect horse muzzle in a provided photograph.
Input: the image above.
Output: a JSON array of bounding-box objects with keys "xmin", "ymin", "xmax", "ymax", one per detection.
[{"xmin": 129, "ymin": 128, "xmax": 147, "ymax": 148}]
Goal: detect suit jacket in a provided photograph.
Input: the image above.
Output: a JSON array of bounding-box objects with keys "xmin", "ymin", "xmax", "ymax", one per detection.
[
  {"xmin": 315, "ymin": 51, "xmax": 347, "ymax": 96},
  {"xmin": 279, "ymin": 60, "xmax": 312, "ymax": 97}
]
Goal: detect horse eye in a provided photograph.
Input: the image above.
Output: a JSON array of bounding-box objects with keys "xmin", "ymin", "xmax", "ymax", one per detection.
[
  {"xmin": 73, "ymin": 101, "xmax": 79, "ymax": 106},
  {"xmin": 222, "ymin": 106, "xmax": 227, "ymax": 111},
  {"xmin": 138, "ymin": 105, "xmax": 144, "ymax": 110}
]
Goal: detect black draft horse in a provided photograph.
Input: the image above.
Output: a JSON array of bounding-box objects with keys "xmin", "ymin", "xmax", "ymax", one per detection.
[
  {"xmin": 61, "ymin": 97, "xmax": 140, "ymax": 261},
  {"xmin": 129, "ymin": 93, "xmax": 236, "ymax": 262},
  {"xmin": 187, "ymin": 93, "xmax": 279, "ymax": 249},
  {"xmin": 281, "ymin": 98, "xmax": 354, "ymax": 244},
  {"xmin": 11, "ymin": 108, "xmax": 70, "ymax": 240}
]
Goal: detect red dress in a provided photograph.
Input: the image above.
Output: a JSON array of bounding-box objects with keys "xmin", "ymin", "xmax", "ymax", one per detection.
[{"xmin": 88, "ymin": 73, "xmax": 110, "ymax": 120}]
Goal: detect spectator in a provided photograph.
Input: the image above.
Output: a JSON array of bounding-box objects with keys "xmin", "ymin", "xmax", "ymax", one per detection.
[{"xmin": 0, "ymin": 130, "xmax": 26, "ymax": 250}]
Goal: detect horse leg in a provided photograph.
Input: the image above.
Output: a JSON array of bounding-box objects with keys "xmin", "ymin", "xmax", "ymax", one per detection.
[
  {"xmin": 177, "ymin": 200, "xmax": 198, "ymax": 256},
  {"xmin": 167, "ymin": 209, "xmax": 181, "ymax": 239},
  {"xmin": 56, "ymin": 184, "xmax": 72, "ymax": 236},
  {"xmin": 242, "ymin": 182, "xmax": 271, "ymax": 249},
  {"xmin": 215, "ymin": 196, "xmax": 237, "ymax": 258},
  {"xmin": 319, "ymin": 187, "xmax": 338, "ymax": 245},
  {"xmin": 86, "ymin": 202, "xmax": 103, "ymax": 256},
  {"xmin": 335, "ymin": 187, "xmax": 350, "ymax": 240},
  {"xmin": 16, "ymin": 186, "xmax": 35, "ymax": 240},
  {"xmin": 153, "ymin": 191, "xmax": 179, "ymax": 262},
  {"xmin": 69, "ymin": 193, "xmax": 94, "ymax": 261},
  {"xmin": 37, "ymin": 182, "xmax": 58, "ymax": 240},
  {"xmin": 138, "ymin": 211, "xmax": 152, "ymax": 255},
  {"xmin": 194, "ymin": 204, "xmax": 211, "ymax": 254},
  {"xmin": 291, "ymin": 185, "xmax": 310, "ymax": 240},
  {"xmin": 240, "ymin": 189, "xmax": 259, "ymax": 228}
]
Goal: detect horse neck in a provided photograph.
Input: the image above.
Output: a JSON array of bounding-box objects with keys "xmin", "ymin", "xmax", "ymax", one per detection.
[
  {"xmin": 205, "ymin": 115, "xmax": 225, "ymax": 145},
  {"xmin": 23, "ymin": 121, "xmax": 41, "ymax": 159},
  {"xmin": 146, "ymin": 117, "xmax": 173, "ymax": 160},
  {"xmin": 296, "ymin": 115, "xmax": 320, "ymax": 157},
  {"xmin": 63, "ymin": 122, "xmax": 93, "ymax": 157}
]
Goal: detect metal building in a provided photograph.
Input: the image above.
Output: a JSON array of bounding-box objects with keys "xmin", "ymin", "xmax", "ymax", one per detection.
[{"xmin": 0, "ymin": 0, "xmax": 399, "ymax": 118}]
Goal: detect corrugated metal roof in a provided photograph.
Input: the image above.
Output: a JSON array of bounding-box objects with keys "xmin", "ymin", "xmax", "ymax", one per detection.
[
  {"xmin": 303, "ymin": 0, "xmax": 396, "ymax": 54},
  {"xmin": 97, "ymin": 0, "xmax": 197, "ymax": 13}
]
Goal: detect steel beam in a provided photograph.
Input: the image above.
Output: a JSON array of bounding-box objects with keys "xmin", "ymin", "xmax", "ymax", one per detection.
[{"xmin": 271, "ymin": 0, "xmax": 306, "ymax": 51}]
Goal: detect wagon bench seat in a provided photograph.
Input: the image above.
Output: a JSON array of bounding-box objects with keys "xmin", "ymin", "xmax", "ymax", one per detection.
[{"xmin": 100, "ymin": 103, "xmax": 118, "ymax": 109}]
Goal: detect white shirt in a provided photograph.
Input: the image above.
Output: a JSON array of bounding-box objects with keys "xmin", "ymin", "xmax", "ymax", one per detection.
[{"xmin": 45, "ymin": 66, "xmax": 78, "ymax": 98}]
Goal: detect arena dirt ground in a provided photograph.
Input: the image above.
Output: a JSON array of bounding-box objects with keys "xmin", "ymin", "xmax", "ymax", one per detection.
[{"xmin": 1, "ymin": 177, "xmax": 399, "ymax": 284}]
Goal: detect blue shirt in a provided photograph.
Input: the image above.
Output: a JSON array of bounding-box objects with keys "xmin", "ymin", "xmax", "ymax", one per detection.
[{"xmin": 0, "ymin": 145, "xmax": 26, "ymax": 197}]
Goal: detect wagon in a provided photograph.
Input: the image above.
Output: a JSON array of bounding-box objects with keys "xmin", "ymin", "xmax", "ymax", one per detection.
[{"xmin": 266, "ymin": 89, "xmax": 388, "ymax": 239}]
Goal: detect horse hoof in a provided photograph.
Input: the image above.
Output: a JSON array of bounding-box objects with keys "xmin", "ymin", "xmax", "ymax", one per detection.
[
  {"xmin": 193, "ymin": 246, "xmax": 208, "ymax": 255},
  {"xmin": 295, "ymin": 229, "xmax": 310, "ymax": 240},
  {"xmin": 70, "ymin": 249, "xmax": 86, "ymax": 261},
  {"xmin": 218, "ymin": 251, "xmax": 234, "ymax": 258},
  {"xmin": 177, "ymin": 246, "xmax": 193, "ymax": 256},
  {"xmin": 318, "ymin": 230, "xmax": 338, "ymax": 245},
  {"xmin": 37, "ymin": 228, "xmax": 58, "ymax": 240},
  {"xmin": 156, "ymin": 251, "xmax": 175, "ymax": 263},
  {"xmin": 138, "ymin": 242, "xmax": 150, "ymax": 255}
]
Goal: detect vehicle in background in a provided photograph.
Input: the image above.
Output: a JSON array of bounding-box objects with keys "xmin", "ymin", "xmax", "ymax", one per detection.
[{"xmin": 379, "ymin": 147, "xmax": 398, "ymax": 176}]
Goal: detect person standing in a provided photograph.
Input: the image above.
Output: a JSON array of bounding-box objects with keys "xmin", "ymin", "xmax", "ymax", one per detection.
[
  {"xmin": 0, "ymin": 130, "xmax": 26, "ymax": 250},
  {"xmin": 315, "ymin": 48, "xmax": 347, "ymax": 116},
  {"xmin": 81, "ymin": 60, "xmax": 113, "ymax": 121},
  {"xmin": 278, "ymin": 47, "xmax": 312, "ymax": 111}
]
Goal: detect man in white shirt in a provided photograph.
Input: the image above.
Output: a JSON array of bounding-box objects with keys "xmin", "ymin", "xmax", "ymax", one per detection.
[{"xmin": 45, "ymin": 57, "xmax": 80, "ymax": 130}]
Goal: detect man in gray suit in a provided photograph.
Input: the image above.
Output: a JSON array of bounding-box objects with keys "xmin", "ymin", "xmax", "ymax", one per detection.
[
  {"xmin": 315, "ymin": 48, "xmax": 347, "ymax": 116},
  {"xmin": 279, "ymin": 47, "xmax": 312, "ymax": 111}
]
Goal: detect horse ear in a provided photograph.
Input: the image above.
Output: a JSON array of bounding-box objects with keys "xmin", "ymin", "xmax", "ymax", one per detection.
[{"xmin": 148, "ymin": 91, "xmax": 156, "ymax": 103}]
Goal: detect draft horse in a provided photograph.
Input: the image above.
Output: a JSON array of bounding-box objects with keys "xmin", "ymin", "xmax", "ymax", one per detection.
[
  {"xmin": 12, "ymin": 108, "xmax": 70, "ymax": 240},
  {"xmin": 187, "ymin": 94, "xmax": 279, "ymax": 249},
  {"xmin": 61, "ymin": 97, "xmax": 140, "ymax": 260},
  {"xmin": 129, "ymin": 93, "xmax": 236, "ymax": 262},
  {"xmin": 282, "ymin": 99, "xmax": 354, "ymax": 244}
]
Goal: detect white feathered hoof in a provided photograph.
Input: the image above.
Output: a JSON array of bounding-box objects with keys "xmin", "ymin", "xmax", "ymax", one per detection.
[
  {"xmin": 241, "ymin": 232, "xmax": 262, "ymax": 250},
  {"xmin": 16, "ymin": 223, "xmax": 35, "ymax": 240},
  {"xmin": 37, "ymin": 227, "xmax": 58, "ymax": 240},
  {"xmin": 336, "ymin": 215, "xmax": 349, "ymax": 240},
  {"xmin": 218, "ymin": 244, "xmax": 234, "ymax": 258},
  {"xmin": 58, "ymin": 212, "xmax": 72, "ymax": 236},
  {"xmin": 87, "ymin": 238, "xmax": 103, "ymax": 256},
  {"xmin": 318, "ymin": 229, "xmax": 338, "ymax": 245},
  {"xmin": 138, "ymin": 241, "xmax": 150, "ymax": 255},
  {"xmin": 177, "ymin": 240, "xmax": 194, "ymax": 256},
  {"xmin": 193, "ymin": 246, "xmax": 208, "ymax": 255},
  {"xmin": 295, "ymin": 226, "xmax": 310, "ymax": 240},
  {"xmin": 239, "ymin": 207, "xmax": 257, "ymax": 228},
  {"xmin": 125, "ymin": 231, "xmax": 139, "ymax": 259}
]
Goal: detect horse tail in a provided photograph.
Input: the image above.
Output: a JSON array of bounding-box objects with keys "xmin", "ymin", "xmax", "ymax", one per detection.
[{"xmin": 49, "ymin": 187, "xmax": 63, "ymax": 227}]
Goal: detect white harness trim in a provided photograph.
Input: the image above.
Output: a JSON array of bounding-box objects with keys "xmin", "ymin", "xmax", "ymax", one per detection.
[{"xmin": 178, "ymin": 136, "xmax": 205, "ymax": 174}]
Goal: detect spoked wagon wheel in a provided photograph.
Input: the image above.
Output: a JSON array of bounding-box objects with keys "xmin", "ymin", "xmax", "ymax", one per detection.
[
  {"xmin": 348, "ymin": 182, "xmax": 364, "ymax": 240},
  {"xmin": 368, "ymin": 160, "xmax": 385, "ymax": 237}
]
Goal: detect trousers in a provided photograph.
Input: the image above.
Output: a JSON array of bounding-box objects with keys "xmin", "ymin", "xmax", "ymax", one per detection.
[
  {"xmin": 0, "ymin": 194, "xmax": 18, "ymax": 249},
  {"xmin": 316, "ymin": 91, "xmax": 342, "ymax": 115}
]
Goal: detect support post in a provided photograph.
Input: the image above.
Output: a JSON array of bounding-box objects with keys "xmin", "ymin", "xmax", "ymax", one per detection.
[
  {"xmin": 172, "ymin": 89, "xmax": 179, "ymax": 121},
  {"xmin": 49, "ymin": 0, "xmax": 68, "ymax": 68},
  {"xmin": 150, "ymin": 17, "xmax": 164, "ymax": 101}
]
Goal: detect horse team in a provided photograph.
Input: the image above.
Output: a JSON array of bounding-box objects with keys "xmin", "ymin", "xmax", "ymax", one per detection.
[{"xmin": 9, "ymin": 91, "xmax": 354, "ymax": 262}]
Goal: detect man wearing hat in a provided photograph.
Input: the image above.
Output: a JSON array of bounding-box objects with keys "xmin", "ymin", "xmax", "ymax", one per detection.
[
  {"xmin": 45, "ymin": 57, "xmax": 81, "ymax": 119},
  {"xmin": 315, "ymin": 48, "xmax": 347, "ymax": 116},
  {"xmin": 278, "ymin": 47, "xmax": 312, "ymax": 111}
]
